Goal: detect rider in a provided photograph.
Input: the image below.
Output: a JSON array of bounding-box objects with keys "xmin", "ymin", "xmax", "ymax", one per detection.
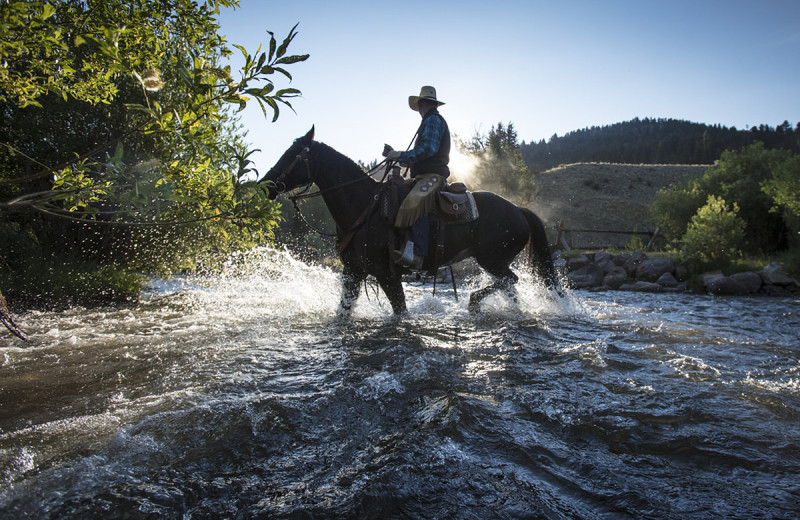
[{"xmin": 383, "ymin": 85, "xmax": 451, "ymax": 269}]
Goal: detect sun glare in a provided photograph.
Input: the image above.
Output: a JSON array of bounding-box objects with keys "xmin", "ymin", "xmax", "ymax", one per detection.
[{"xmin": 448, "ymin": 149, "xmax": 479, "ymax": 187}]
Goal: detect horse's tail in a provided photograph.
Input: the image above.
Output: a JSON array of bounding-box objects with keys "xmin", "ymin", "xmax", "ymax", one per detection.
[{"xmin": 519, "ymin": 207, "xmax": 560, "ymax": 291}]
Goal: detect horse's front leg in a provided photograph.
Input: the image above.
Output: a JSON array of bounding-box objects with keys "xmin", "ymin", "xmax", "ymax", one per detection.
[
  {"xmin": 338, "ymin": 272, "xmax": 364, "ymax": 317},
  {"xmin": 375, "ymin": 272, "xmax": 408, "ymax": 315}
]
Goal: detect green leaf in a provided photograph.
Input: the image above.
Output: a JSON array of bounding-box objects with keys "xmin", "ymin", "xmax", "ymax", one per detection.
[
  {"xmin": 265, "ymin": 97, "xmax": 279, "ymax": 122},
  {"xmin": 233, "ymin": 44, "xmax": 248, "ymax": 58},
  {"xmin": 273, "ymin": 67, "xmax": 292, "ymax": 81},
  {"xmin": 276, "ymin": 23, "xmax": 299, "ymax": 59},
  {"xmin": 254, "ymin": 97, "xmax": 267, "ymax": 118},
  {"xmin": 275, "ymin": 88, "xmax": 300, "ymax": 98},
  {"xmin": 275, "ymin": 54, "xmax": 309, "ymax": 65},
  {"xmin": 267, "ymin": 31, "xmax": 276, "ymax": 61},
  {"xmin": 112, "ymin": 141, "xmax": 124, "ymax": 163},
  {"xmin": 40, "ymin": 4, "xmax": 56, "ymax": 20}
]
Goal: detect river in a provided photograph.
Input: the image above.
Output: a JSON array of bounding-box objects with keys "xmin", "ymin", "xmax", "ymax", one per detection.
[{"xmin": 1, "ymin": 247, "xmax": 799, "ymax": 519}]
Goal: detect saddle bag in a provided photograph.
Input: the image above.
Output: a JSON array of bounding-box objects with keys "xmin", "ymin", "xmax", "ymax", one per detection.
[{"xmin": 437, "ymin": 188, "xmax": 479, "ymax": 222}]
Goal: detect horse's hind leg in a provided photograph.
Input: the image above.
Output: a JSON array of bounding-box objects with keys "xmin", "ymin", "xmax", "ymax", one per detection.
[{"xmin": 468, "ymin": 266, "xmax": 518, "ymax": 312}]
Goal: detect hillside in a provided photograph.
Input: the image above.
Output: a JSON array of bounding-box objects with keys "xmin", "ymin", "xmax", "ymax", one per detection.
[
  {"xmin": 520, "ymin": 118, "xmax": 799, "ymax": 173},
  {"xmin": 528, "ymin": 162, "xmax": 708, "ymax": 249}
]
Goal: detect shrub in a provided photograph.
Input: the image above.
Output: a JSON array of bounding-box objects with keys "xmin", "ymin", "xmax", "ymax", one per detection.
[{"xmin": 680, "ymin": 195, "xmax": 746, "ymax": 271}]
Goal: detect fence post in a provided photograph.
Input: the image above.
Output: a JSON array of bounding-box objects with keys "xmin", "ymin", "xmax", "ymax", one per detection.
[
  {"xmin": 645, "ymin": 227, "xmax": 660, "ymax": 251},
  {"xmin": 554, "ymin": 221, "xmax": 571, "ymax": 251}
]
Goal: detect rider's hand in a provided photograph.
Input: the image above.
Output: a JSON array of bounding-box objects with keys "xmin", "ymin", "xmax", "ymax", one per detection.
[
  {"xmin": 386, "ymin": 150, "xmax": 402, "ymax": 161},
  {"xmin": 382, "ymin": 144, "xmax": 394, "ymax": 157}
]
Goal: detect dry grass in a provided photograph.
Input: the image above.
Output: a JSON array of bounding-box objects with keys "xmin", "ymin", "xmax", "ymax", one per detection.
[{"xmin": 527, "ymin": 163, "xmax": 708, "ymax": 249}]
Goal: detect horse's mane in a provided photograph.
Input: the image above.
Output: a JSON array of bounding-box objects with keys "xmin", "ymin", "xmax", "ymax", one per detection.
[{"xmin": 312, "ymin": 140, "xmax": 375, "ymax": 178}]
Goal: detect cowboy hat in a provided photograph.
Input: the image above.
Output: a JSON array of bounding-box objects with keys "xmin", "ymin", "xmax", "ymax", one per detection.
[{"xmin": 408, "ymin": 85, "xmax": 445, "ymax": 111}]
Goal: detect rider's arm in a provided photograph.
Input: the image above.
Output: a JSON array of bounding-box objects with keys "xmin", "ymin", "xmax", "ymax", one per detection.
[{"xmin": 397, "ymin": 114, "xmax": 445, "ymax": 166}]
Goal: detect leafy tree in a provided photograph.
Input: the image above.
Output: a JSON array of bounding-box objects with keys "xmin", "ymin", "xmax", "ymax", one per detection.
[
  {"xmin": 763, "ymin": 154, "xmax": 800, "ymax": 217},
  {"xmin": 650, "ymin": 142, "xmax": 793, "ymax": 258},
  {"xmin": 459, "ymin": 122, "xmax": 537, "ymax": 203},
  {"xmin": 650, "ymin": 183, "xmax": 707, "ymax": 247},
  {"xmin": 696, "ymin": 143, "xmax": 789, "ymax": 254},
  {"xmin": 680, "ymin": 195, "xmax": 746, "ymax": 270},
  {"xmin": 0, "ymin": 0, "xmax": 308, "ymax": 306},
  {"xmin": 763, "ymin": 153, "xmax": 800, "ymax": 257}
]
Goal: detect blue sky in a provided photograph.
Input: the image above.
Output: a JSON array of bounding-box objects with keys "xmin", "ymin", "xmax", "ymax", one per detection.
[{"xmin": 218, "ymin": 0, "xmax": 800, "ymax": 175}]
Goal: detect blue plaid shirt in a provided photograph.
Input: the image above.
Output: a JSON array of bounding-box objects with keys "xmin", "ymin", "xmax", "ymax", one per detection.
[{"xmin": 398, "ymin": 110, "xmax": 447, "ymax": 166}]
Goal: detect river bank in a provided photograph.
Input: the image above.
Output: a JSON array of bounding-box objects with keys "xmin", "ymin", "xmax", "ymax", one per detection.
[{"xmin": 558, "ymin": 249, "xmax": 800, "ymax": 297}]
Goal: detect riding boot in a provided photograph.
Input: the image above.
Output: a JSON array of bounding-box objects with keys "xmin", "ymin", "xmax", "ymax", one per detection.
[{"xmin": 393, "ymin": 240, "xmax": 424, "ymax": 269}]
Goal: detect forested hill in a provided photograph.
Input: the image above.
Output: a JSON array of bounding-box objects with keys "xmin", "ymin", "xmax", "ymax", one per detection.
[{"xmin": 520, "ymin": 118, "xmax": 800, "ymax": 172}]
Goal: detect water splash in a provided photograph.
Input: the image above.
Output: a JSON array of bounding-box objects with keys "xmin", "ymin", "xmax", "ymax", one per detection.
[
  {"xmin": 3, "ymin": 249, "xmax": 799, "ymax": 519},
  {"xmin": 139, "ymin": 247, "xmax": 581, "ymax": 324}
]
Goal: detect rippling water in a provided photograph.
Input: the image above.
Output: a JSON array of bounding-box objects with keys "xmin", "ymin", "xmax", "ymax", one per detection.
[{"xmin": 1, "ymin": 248, "xmax": 799, "ymax": 519}]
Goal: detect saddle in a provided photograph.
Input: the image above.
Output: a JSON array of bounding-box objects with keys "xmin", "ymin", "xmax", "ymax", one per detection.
[
  {"xmin": 380, "ymin": 175, "xmax": 479, "ymax": 224},
  {"xmin": 379, "ymin": 173, "xmax": 480, "ymax": 275}
]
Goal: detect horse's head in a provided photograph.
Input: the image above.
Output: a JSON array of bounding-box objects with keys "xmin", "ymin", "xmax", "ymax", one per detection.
[{"xmin": 261, "ymin": 126, "xmax": 315, "ymax": 200}]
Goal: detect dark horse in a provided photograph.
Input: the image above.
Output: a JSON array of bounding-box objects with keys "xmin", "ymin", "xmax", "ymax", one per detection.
[{"xmin": 262, "ymin": 127, "xmax": 560, "ymax": 315}]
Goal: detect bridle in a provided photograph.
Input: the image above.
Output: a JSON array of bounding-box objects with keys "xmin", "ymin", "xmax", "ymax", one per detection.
[
  {"xmin": 271, "ymin": 146, "xmax": 313, "ymax": 197},
  {"xmin": 268, "ymin": 143, "xmax": 394, "ymax": 239},
  {"xmin": 273, "ymin": 145, "xmax": 396, "ymax": 206}
]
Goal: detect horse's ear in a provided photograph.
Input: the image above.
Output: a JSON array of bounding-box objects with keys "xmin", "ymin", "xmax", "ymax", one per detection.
[{"xmin": 304, "ymin": 126, "xmax": 315, "ymax": 142}]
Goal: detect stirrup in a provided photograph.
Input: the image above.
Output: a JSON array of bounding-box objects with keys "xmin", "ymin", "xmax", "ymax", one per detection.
[{"xmin": 393, "ymin": 240, "xmax": 423, "ymax": 269}]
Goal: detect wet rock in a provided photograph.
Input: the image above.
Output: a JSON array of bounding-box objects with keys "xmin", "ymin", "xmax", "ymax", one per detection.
[
  {"xmin": 759, "ymin": 263, "xmax": 797, "ymax": 287},
  {"xmin": 603, "ymin": 267, "xmax": 629, "ymax": 290},
  {"xmin": 613, "ymin": 253, "xmax": 631, "ymax": 267},
  {"xmin": 623, "ymin": 281, "xmax": 663, "ymax": 293},
  {"xmin": 593, "ymin": 251, "xmax": 615, "ymax": 273},
  {"xmin": 636, "ymin": 258, "xmax": 675, "ymax": 283},
  {"xmin": 702, "ymin": 271, "xmax": 725, "ymax": 287},
  {"xmin": 706, "ymin": 276, "xmax": 749, "ymax": 296},
  {"xmin": 623, "ymin": 249, "xmax": 647, "ymax": 276},
  {"xmin": 555, "ymin": 249, "xmax": 795, "ymax": 298},
  {"xmin": 674, "ymin": 264, "xmax": 689, "ymax": 282},
  {"xmin": 567, "ymin": 254, "xmax": 591, "ymax": 272},
  {"xmin": 730, "ymin": 272, "xmax": 762, "ymax": 294},
  {"xmin": 568, "ymin": 264, "xmax": 606, "ymax": 289},
  {"xmin": 655, "ymin": 272, "xmax": 679, "ymax": 288},
  {"xmin": 761, "ymin": 284, "xmax": 794, "ymax": 297}
]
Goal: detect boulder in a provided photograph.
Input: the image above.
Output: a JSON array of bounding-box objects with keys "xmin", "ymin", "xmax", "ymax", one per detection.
[
  {"xmin": 655, "ymin": 272, "xmax": 679, "ymax": 288},
  {"xmin": 761, "ymin": 284, "xmax": 793, "ymax": 297},
  {"xmin": 706, "ymin": 276, "xmax": 749, "ymax": 296},
  {"xmin": 702, "ymin": 271, "xmax": 725, "ymax": 288},
  {"xmin": 567, "ymin": 254, "xmax": 591, "ymax": 272},
  {"xmin": 674, "ymin": 264, "xmax": 689, "ymax": 282},
  {"xmin": 603, "ymin": 267, "xmax": 629, "ymax": 289},
  {"xmin": 630, "ymin": 281, "xmax": 663, "ymax": 293},
  {"xmin": 568, "ymin": 264, "xmax": 606, "ymax": 289},
  {"xmin": 594, "ymin": 251, "xmax": 613, "ymax": 264},
  {"xmin": 730, "ymin": 271, "xmax": 762, "ymax": 294},
  {"xmin": 759, "ymin": 263, "xmax": 797, "ymax": 287},
  {"xmin": 623, "ymin": 249, "xmax": 647, "ymax": 276},
  {"xmin": 636, "ymin": 258, "xmax": 675, "ymax": 283},
  {"xmin": 613, "ymin": 253, "xmax": 631, "ymax": 267},
  {"xmin": 593, "ymin": 251, "xmax": 615, "ymax": 273}
]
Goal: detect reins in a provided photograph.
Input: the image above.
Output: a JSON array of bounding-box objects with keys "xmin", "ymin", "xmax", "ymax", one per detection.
[
  {"xmin": 287, "ymin": 159, "xmax": 392, "ymax": 203},
  {"xmin": 279, "ymin": 133, "xmax": 415, "ymax": 243},
  {"xmin": 283, "ymin": 152, "xmax": 396, "ymax": 240}
]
